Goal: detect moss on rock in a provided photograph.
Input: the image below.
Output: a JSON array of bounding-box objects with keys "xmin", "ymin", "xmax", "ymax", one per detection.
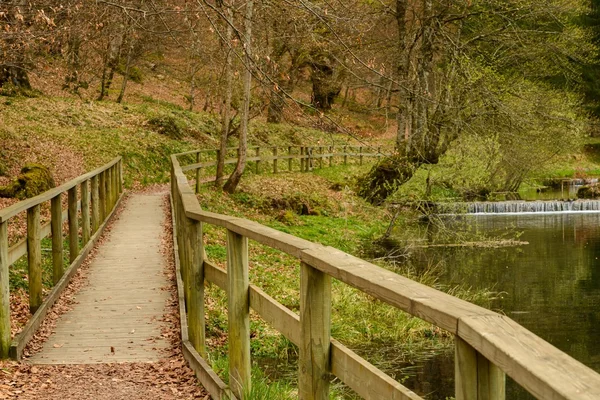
[{"xmin": 0, "ymin": 163, "xmax": 55, "ymax": 199}]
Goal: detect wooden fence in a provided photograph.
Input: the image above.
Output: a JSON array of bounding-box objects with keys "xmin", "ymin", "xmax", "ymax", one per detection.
[
  {"xmin": 0, "ymin": 157, "xmax": 124, "ymax": 359},
  {"xmin": 171, "ymin": 150, "xmax": 600, "ymax": 400},
  {"xmin": 177, "ymin": 144, "xmax": 382, "ymax": 192}
]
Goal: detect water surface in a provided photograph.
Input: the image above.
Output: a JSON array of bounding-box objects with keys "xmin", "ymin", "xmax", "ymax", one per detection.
[{"xmin": 402, "ymin": 212, "xmax": 600, "ymax": 398}]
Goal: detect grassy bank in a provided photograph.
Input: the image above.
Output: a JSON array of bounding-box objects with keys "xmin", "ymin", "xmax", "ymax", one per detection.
[{"xmin": 193, "ymin": 163, "xmax": 497, "ymax": 398}]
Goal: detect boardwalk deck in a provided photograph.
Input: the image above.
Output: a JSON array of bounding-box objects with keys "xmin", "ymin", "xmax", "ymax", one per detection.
[{"xmin": 28, "ymin": 194, "xmax": 170, "ymax": 364}]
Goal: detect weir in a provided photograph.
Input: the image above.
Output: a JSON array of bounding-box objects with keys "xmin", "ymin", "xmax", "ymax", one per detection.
[{"xmin": 439, "ymin": 199, "xmax": 600, "ymax": 214}]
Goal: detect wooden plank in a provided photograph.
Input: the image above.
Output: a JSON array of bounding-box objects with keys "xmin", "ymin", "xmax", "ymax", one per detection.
[
  {"xmin": 51, "ymin": 194, "xmax": 64, "ymax": 284},
  {"xmin": 477, "ymin": 352, "xmax": 505, "ymax": 399},
  {"xmin": 205, "ymin": 261, "xmax": 228, "ymax": 292},
  {"xmin": 0, "ymin": 157, "xmax": 121, "ymax": 223},
  {"xmin": 329, "ymin": 146, "xmax": 333, "ymax": 167},
  {"xmin": 27, "ymin": 205, "xmax": 42, "ymax": 314},
  {"xmin": 98, "ymin": 170, "xmax": 106, "ymax": 222},
  {"xmin": 10, "ymin": 190, "xmax": 125, "ymax": 360},
  {"xmin": 0, "ymin": 221, "xmax": 9, "ymax": 359},
  {"xmin": 249, "ymin": 284, "xmax": 301, "ymax": 346},
  {"xmin": 455, "ymin": 337, "xmax": 477, "ymax": 400},
  {"xmin": 182, "ymin": 341, "xmax": 236, "ymax": 400},
  {"xmin": 331, "ymin": 339, "xmax": 422, "ymax": 400},
  {"xmin": 300, "ymin": 246, "xmax": 494, "ymax": 334},
  {"xmin": 255, "ymin": 147, "xmax": 261, "ymax": 174},
  {"xmin": 186, "ymin": 211, "xmax": 317, "ymax": 258},
  {"xmin": 81, "ymin": 180, "xmax": 90, "ymax": 245},
  {"xmin": 299, "ymin": 261, "xmax": 331, "ymax": 400},
  {"xmin": 458, "ymin": 314, "xmax": 600, "ymax": 400},
  {"xmin": 227, "ymin": 229, "xmax": 251, "ymax": 398},
  {"xmin": 187, "ymin": 218, "xmax": 205, "ymax": 357},
  {"xmin": 91, "ymin": 175, "xmax": 99, "ymax": 234},
  {"xmin": 68, "ymin": 186, "xmax": 79, "ymax": 263},
  {"xmin": 195, "ymin": 151, "xmax": 201, "ymax": 194}
]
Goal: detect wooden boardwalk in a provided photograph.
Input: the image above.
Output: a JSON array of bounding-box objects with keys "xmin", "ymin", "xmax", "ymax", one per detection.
[{"xmin": 28, "ymin": 194, "xmax": 170, "ymax": 364}]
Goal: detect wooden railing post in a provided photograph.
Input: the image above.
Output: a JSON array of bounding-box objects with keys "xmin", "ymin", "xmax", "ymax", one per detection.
[
  {"xmin": 187, "ymin": 217, "xmax": 205, "ymax": 357},
  {"xmin": 0, "ymin": 221, "xmax": 9, "ymax": 359},
  {"xmin": 27, "ymin": 205, "xmax": 42, "ymax": 314},
  {"xmin": 344, "ymin": 146, "xmax": 348, "ymax": 165},
  {"xmin": 68, "ymin": 186, "xmax": 79, "ymax": 263},
  {"xmin": 359, "ymin": 146, "xmax": 363, "ymax": 165},
  {"xmin": 51, "ymin": 194, "xmax": 64, "ymax": 284},
  {"xmin": 299, "ymin": 262, "xmax": 331, "ymax": 400},
  {"xmin": 91, "ymin": 175, "xmax": 100, "ymax": 234},
  {"xmin": 318, "ymin": 147, "xmax": 323, "ymax": 169},
  {"xmin": 118, "ymin": 158, "xmax": 123, "ymax": 194},
  {"xmin": 256, "ymin": 147, "xmax": 261, "ymax": 174},
  {"xmin": 300, "ymin": 147, "xmax": 305, "ymax": 172},
  {"xmin": 81, "ymin": 180, "xmax": 90, "ymax": 245},
  {"xmin": 455, "ymin": 337, "xmax": 505, "ymax": 400},
  {"xmin": 329, "ymin": 146, "xmax": 333, "ymax": 167},
  {"xmin": 227, "ymin": 229, "xmax": 251, "ymax": 398},
  {"xmin": 111, "ymin": 165, "xmax": 117, "ymax": 209},
  {"xmin": 99, "ymin": 171, "xmax": 106, "ymax": 222},
  {"xmin": 288, "ymin": 146, "xmax": 293, "ymax": 171},
  {"xmin": 377, "ymin": 146, "xmax": 382, "ymax": 162},
  {"xmin": 196, "ymin": 151, "xmax": 201, "ymax": 194},
  {"xmin": 112, "ymin": 165, "xmax": 118, "ymax": 208},
  {"xmin": 273, "ymin": 147, "xmax": 278, "ymax": 174},
  {"xmin": 104, "ymin": 168, "xmax": 111, "ymax": 215}
]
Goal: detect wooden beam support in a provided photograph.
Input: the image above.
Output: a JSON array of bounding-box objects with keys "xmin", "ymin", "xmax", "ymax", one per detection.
[
  {"xmin": 196, "ymin": 151, "xmax": 201, "ymax": 194},
  {"xmin": 255, "ymin": 147, "xmax": 261, "ymax": 174},
  {"xmin": 187, "ymin": 218, "xmax": 205, "ymax": 357},
  {"xmin": 299, "ymin": 261, "xmax": 331, "ymax": 400},
  {"xmin": 27, "ymin": 205, "xmax": 42, "ymax": 314},
  {"xmin": 91, "ymin": 175, "xmax": 100, "ymax": 233},
  {"xmin": 455, "ymin": 337, "xmax": 505, "ymax": 400},
  {"xmin": 81, "ymin": 180, "xmax": 90, "ymax": 245},
  {"xmin": 227, "ymin": 229, "xmax": 251, "ymax": 398},
  {"xmin": 68, "ymin": 186, "xmax": 79, "ymax": 263},
  {"xmin": 51, "ymin": 194, "xmax": 64, "ymax": 284},
  {"xmin": 329, "ymin": 146, "xmax": 333, "ymax": 167},
  {"xmin": 98, "ymin": 171, "xmax": 106, "ymax": 222}
]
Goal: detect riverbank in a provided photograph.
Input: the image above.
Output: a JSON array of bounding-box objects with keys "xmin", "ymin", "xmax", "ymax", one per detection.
[{"xmin": 194, "ymin": 164, "xmax": 499, "ymax": 398}]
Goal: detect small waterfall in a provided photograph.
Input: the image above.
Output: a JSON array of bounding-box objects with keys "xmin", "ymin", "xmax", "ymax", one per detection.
[{"xmin": 438, "ymin": 199, "xmax": 600, "ymax": 214}]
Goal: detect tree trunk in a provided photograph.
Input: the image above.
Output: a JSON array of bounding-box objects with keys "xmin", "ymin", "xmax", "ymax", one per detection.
[
  {"xmin": 117, "ymin": 42, "xmax": 134, "ymax": 104},
  {"xmin": 216, "ymin": 2, "xmax": 234, "ymax": 187},
  {"xmin": 223, "ymin": 0, "xmax": 254, "ymax": 194}
]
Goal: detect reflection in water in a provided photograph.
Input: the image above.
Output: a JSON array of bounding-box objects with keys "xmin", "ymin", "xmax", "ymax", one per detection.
[{"xmin": 400, "ymin": 213, "xmax": 600, "ymax": 399}]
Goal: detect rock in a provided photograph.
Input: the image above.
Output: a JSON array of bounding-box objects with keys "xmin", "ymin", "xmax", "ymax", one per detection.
[
  {"xmin": 577, "ymin": 184, "xmax": 600, "ymax": 199},
  {"xmin": 0, "ymin": 163, "xmax": 55, "ymax": 199}
]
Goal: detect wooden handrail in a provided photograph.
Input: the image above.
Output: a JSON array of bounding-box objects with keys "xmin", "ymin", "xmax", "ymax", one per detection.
[
  {"xmin": 170, "ymin": 151, "xmax": 600, "ymax": 400},
  {"xmin": 0, "ymin": 157, "xmax": 121, "ymax": 223},
  {"xmin": 0, "ymin": 157, "xmax": 124, "ymax": 360}
]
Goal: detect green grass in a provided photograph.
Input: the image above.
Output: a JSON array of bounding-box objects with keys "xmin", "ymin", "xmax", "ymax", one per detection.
[{"xmin": 195, "ymin": 163, "xmax": 498, "ymax": 398}]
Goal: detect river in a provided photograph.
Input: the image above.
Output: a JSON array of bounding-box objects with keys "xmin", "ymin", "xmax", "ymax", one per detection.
[{"xmin": 401, "ymin": 211, "xmax": 600, "ymax": 399}]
